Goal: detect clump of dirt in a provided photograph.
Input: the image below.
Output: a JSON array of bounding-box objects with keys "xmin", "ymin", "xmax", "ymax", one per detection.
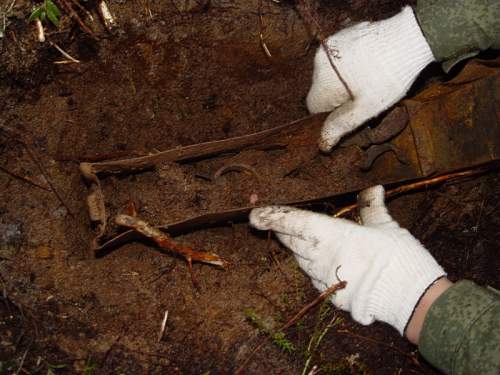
[{"xmin": 0, "ymin": 1, "xmax": 497, "ymax": 374}]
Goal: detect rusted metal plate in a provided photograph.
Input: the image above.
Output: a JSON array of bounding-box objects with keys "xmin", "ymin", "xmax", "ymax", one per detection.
[
  {"xmin": 406, "ymin": 60, "xmax": 500, "ymax": 175},
  {"xmin": 372, "ymin": 58, "xmax": 500, "ymax": 179}
]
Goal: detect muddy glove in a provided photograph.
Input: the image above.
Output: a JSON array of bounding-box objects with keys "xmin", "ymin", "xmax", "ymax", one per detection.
[
  {"xmin": 307, "ymin": 6, "xmax": 435, "ymax": 151},
  {"xmin": 249, "ymin": 185, "xmax": 446, "ymax": 335}
]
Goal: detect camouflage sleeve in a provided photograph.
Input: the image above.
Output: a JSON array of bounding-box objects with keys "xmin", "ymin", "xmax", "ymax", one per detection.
[
  {"xmin": 419, "ymin": 280, "xmax": 500, "ymax": 375},
  {"xmin": 415, "ymin": 0, "xmax": 500, "ymax": 71}
]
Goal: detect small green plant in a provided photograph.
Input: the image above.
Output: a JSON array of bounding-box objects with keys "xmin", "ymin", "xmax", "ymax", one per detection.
[
  {"xmin": 301, "ymin": 301, "xmax": 344, "ymax": 375},
  {"xmin": 28, "ymin": 0, "xmax": 61, "ymax": 27},
  {"xmin": 271, "ymin": 331, "xmax": 295, "ymax": 354},
  {"xmin": 244, "ymin": 308, "xmax": 295, "ymax": 354},
  {"xmin": 82, "ymin": 357, "xmax": 96, "ymax": 375}
]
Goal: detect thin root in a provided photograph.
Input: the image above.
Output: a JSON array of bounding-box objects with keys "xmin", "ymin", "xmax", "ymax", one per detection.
[{"xmin": 333, "ymin": 167, "xmax": 490, "ymax": 218}]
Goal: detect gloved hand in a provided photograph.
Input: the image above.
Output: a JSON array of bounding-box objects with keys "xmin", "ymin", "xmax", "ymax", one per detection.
[
  {"xmin": 307, "ymin": 6, "xmax": 435, "ymax": 151},
  {"xmin": 249, "ymin": 185, "xmax": 446, "ymax": 335}
]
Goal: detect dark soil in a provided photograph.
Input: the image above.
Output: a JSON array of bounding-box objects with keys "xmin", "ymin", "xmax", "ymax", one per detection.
[{"xmin": 0, "ymin": 1, "xmax": 497, "ymax": 374}]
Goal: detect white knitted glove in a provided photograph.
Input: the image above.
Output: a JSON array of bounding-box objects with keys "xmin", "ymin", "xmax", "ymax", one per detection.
[
  {"xmin": 307, "ymin": 6, "xmax": 435, "ymax": 151},
  {"xmin": 249, "ymin": 185, "xmax": 446, "ymax": 335}
]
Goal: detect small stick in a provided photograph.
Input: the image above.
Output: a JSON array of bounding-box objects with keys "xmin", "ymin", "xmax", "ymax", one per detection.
[
  {"xmin": 56, "ymin": 0, "xmax": 95, "ymax": 36},
  {"xmin": 0, "ymin": 165, "xmax": 51, "ymax": 191},
  {"xmin": 158, "ymin": 310, "xmax": 169, "ymax": 342},
  {"xmin": 50, "ymin": 41, "xmax": 80, "ymax": 63},
  {"xmin": 258, "ymin": 0, "xmax": 272, "ymax": 58},
  {"xmin": 70, "ymin": 0, "xmax": 94, "ymax": 22},
  {"xmin": 281, "ymin": 280, "xmax": 346, "ymax": 331},
  {"xmin": 15, "ymin": 346, "xmax": 30, "ymax": 375},
  {"xmin": 0, "ymin": 125, "xmax": 74, "ymax": 217},
  {"xmin": 115, "ymin": 214, "xmax": 229, "ymax": 287},
  {"xmin": 235, "ymin": 280, "xmax": 347, "ymax": 374},
  {"xmin": 24, "ymin": 145, "xmax": 74, "ymax": 217},
  {"xmin": 333, "ymin": 167, "xmax": 490, "ymax": 218}
]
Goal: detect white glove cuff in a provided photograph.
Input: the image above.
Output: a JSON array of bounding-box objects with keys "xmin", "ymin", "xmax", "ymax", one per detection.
[
  {"xmin": 380, "ymin": 6, "xmax": 436, "ymax": 92},
  {"xmin": 360, "ymin": 236, "xmax": 446, "ymax": 335}
]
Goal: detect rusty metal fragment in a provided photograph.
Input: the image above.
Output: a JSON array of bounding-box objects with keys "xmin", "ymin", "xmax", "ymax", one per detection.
[{"xmin": 81, "ymin": 58, "xmax": 500, "ymax": 253}]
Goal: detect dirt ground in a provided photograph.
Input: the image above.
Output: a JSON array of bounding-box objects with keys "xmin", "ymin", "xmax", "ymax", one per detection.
[{"xmin": 0, "ymin": 1, "xmax": 498, "ymax": 374}]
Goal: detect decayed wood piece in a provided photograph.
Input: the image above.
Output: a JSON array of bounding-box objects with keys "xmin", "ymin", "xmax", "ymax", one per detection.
[
  {"xmin": 94, "ymin": 161, "xmax": 499, "ymax": 253},
  {"xmin": 81, "ymin": 114, "xmax": 325, "ymax": 250},
  {"xmin": 115, "ymin": 214, "xmax": 228, "ymax": 268},
  {"xmin": 81, "ymin": 114, "xmax": 320, "ymax": 176},
  {"xmin": 115, "ymin": 214, "xmax": 229, "ymax": 286}
]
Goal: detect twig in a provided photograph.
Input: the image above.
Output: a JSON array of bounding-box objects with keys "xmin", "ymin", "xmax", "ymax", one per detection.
[
  {"xmin": 23, "ymin": 144, "xmax": 74, "ymax": 217},
  {"xmin": 0, "ymin": 165, "xmax": 50, "ymax": 191},
  {"xmin": 333, "ymin": 167, "xmax": 491, "ymax": 218},
  {"xmin": 142, "ymin": 0, "xmax": 153, "ymax": 20},
  {"xmin": 235, "ymin": 280, "xmax": 347, "ymax": 374},
  {"xmin": 281, "ymin": 280, "xmax": 346, "ymax": 331},
  {"xmin": 56, "ymin": 0, "xmax": 95, "ymax": 36},
  {"xmin": 296, "ymin": 0, "xmax": 354, "ymax": 101},
  {"xmin": 70, "ymin": 0, "xmax": 94, "ymax": 22},
  {"xmin": 0, "ymin": 125, "xmax": 74, "ymax": 217},
  {"xmin": 115, "ymin": 214, "xmax": 229, "ymax": 286},
  {"xmin": 15, "ymin": 346, "xmax": 30, "ymax": 375},
  {"xmin": 50, "ymin": 41, "xmax": 80, "ymax": 63},
  {"xmin": 258, "ymin": 0, "xmax": 272, "ymax": 58},
  {"xmin": 158, "ymin": 310, "xmax": 169, "ymax": 342}
]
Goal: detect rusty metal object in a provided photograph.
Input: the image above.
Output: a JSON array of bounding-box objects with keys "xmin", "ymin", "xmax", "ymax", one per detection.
[
  {"xmin": 83, "ymin": 58, "xmax": 500, "ymax": 253},
  {"xmin": 370, "ymin": 58, "xmax": 500, "ymax": 181}
]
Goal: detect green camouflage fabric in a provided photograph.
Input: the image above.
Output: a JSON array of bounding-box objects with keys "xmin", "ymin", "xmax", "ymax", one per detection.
[
  {"xmin": 415, "ymin": 0, "xmax": 500, "ymax": 71},
  {"xmin": 419, "ymin": 280, "xmax": 500, "ymax": 375}
]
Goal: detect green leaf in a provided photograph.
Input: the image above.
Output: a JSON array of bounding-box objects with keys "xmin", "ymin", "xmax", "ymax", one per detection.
[
  {"xmin": 45, "ymin": 0, "xmax": 61, "ymax": 18},
  {"xmin": 46, "ymin": 10, "xmax": 59, "ymax": 26},
  {"xmin": 28, "ymin": 8, "xmax": 44, "ymax": 22},
  {"xmin": 44, "ymin": 0, "xmax": 60, "ymax": 27}
]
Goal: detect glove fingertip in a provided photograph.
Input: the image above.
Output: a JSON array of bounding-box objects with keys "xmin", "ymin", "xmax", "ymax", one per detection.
[
  {"xmin": 249, "ymin": 207, "xmax": 274, "ymax": 230},
  {"xmin": 358, "ymin": 185, "xmax": 386, "ymax": 207},
  {"xmin": 249, "ymin": 206, "xmax": 297, "ymax": 230},
  {"xmin": 318, "ymin": 134, "xmax": 339, "ymax": 152}
]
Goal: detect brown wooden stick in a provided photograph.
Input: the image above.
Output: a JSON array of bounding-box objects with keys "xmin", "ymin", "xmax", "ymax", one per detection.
[
  {"xmin": 56, "ymin": 0, "xmax": 95, "ymax": 36},
  {"xmin": 81, "ymin": 114, "xmax": 320, "ymax": 176},
  {"xmin": 94, "ymin": 161, "xmax": 499, "ymax": 253},
  {"xmin": 115, "ymin": 214, "xmax": 229, "ymax": 268},
  {"xmin": 235, "ymin": 280, "xmax": 347, "ymax": 374},
  {"xmin": 281, "ymin": 280, "xmax": 346, "ymax": 331},
  {"xmin": 333, "ymin": 167, "xmax": 490, "ymax": 218}
]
